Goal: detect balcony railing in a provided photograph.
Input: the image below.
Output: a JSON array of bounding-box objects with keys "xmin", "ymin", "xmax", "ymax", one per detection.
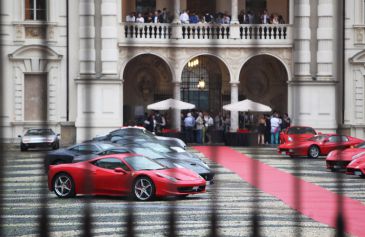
[{"xmin": 120, "ymin": 23, "xmax": 293, "ymax": 46}]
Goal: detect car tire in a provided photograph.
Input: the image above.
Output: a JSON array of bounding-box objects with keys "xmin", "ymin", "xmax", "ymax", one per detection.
[
  {"xmin": 52, "ymin": 141, "xmax": 59, "ymax": 150},
  {"xmin": 53, "ymin": 173, "xmax": 75, "ymax": 198},
  {"xmin": 308, "ymin": 145, "xmax": 320, "ymax": 158},
  {"xmin": 20, "ymin": 143, "xmax": 28, "ymax": 152},
  {"xmin": 132, "ymin": 176, "xmax": 155, "ymax": 201}
]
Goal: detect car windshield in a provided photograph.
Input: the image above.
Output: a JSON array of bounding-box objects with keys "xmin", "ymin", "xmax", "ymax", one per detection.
[
  {"xmin": 125, "ymin": 156, "xmax": 165, "ymax": 171},
  {"xmin": 309, "ymin": 135, "xmax": 327, "ymax": 142},
  {"xmin": 25, "ymin": 129, "xmax": 54, "ymax": 136},
  {"xmin": 140, "ymin": 142, "xmax": 173, "ymax": 153},
  {"xmin": 355, "ymin": 142, "xmax": 365, "ymax": 148},
  {"xmin": 130, "ymin": 147, "xmax": 165, "ymax": 159},
  {"xmin": 287, "ymin": 127, "xmax": 316, "ymax": 135},
  {"xmin": 99, "ymin": 143, "xmax": 116, "ymax": 150},
  {"xmin": 111, "ymin": 128, "xmax": 157, "ymax": 140}
]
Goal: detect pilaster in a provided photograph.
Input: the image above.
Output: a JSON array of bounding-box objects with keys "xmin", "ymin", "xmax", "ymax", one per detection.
[
  {"xmin": 230, "ymin": 82, "xmax": 239, "ymax": 132},
  {"xmin": 79, "ymin": 0, "xmax": 96, "ymax": 74},
  {"xmin": 101, "ymin": 0, "xmax": 118, "ymax": 75},
  {"xmin": 173, "ymin": 82, "xmax": 181, "ymax": 131}
]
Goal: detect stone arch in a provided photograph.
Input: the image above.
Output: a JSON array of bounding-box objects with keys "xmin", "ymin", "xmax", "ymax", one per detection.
[
  {"xmin": 239, "ymin": 54, "xmax": 289, "ymax": 114},
  {"xmin": 122, "ymin": 53, "xmax": 173, "ymax": 125}
]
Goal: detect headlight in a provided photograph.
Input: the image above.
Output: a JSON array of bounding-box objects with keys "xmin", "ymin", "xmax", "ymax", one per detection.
[
  {"xmin": 155, "ymin": 172, "xmax": 178, "ymax": 182},
  {"xmin": 288, "ymin": 137, "xmax": 293, "ymax": 142}
]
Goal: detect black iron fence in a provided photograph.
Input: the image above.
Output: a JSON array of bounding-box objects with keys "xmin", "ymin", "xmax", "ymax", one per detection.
[{"xmin": 0, "ymin": 0, "xmax": 348, "ymax": 236}]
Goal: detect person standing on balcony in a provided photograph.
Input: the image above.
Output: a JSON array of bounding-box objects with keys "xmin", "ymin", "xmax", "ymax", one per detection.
[
  {"xmin": 247, "ymin": 11, "xmax": 254, "ymax": 24},
  {"xmin": 153, "ymin": 10, "xmax": 160, "ymax": 23},
  {"xmin": 272, "ymin": 14, "xmax": 279, "ymax": 24},
  {"xmin": 189, "ymin": 12, "xmax": 199, "ymax": 24},
  {"xmin": 126, "ymin": 12, "xmax": 136, "ymax": 22},
  {"xmin": 261, "ymin": 10, "xmax": 270, "ymax": 24},
  {"xmin": 223, "ymin": 12, "xmax": 231, "ymax": 24},
  {"xmin": 136, "ymin": 13, "xmax": 144, "ymax": 23},
  {"xmin": 278, "ymin": 15, "xmax": 285, "ymax": 24},
  {"xmin": 159, "ymin": 8, "xmax": 169, "ymax": 23},
  {"xmin": 179, "ymin": 10, "xmax": 190, "ymax": 24}
]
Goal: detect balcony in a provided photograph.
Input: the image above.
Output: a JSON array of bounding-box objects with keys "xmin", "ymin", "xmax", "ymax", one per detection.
[{"xmin": 119, "ymin": 23, "xmax": 293, "ymax": 48}]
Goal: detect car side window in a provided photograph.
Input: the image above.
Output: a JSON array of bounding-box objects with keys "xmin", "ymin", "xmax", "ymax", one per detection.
[
  {"xmin": 328, "ymin": 136, "xmax": 341, "ymax": 143},
  {"xmin": 341, "ymin": 136, "xmax": 349, "ymax": 142},
  {"xmin": 93, "ymin": 158, "xmax": 131, "ymax": 171}
]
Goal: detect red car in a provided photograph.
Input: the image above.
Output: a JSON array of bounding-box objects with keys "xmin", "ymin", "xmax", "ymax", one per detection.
[
  {"xmin": 279, "ymin": 126, "xmax": 317, "ymax": 144},
  {"xmin": 326, "ymin": 142, "xmax": 365, "ymax": 171},
  {"xmin": 48, "ymin": 154, "xmax": 206, "ymax": 201},
  {"xmin": 346, "ymin": 154, "xmax": 365, "ymax": 177},
  {"xmin": 278, "ymin": 134, "xmax": 364, "ymax": 158}
]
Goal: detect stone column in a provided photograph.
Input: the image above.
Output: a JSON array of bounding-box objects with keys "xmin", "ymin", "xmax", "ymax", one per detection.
[
  {"xmin": 173, "ymin": 82, "xmax": 181, "ymax": 131},
  {"xmin": 171, "ymin": 0, "xmax": 182, "ymax": 39},
  {"xmin": 230, "ymin": 82, "xmax": 239, "ymax": 132},
  {"xmin": 231, "ymin": 0, "xmax": 239, "ymax": 24},
  {"xmin": 229, "ymin": 0, "xmax": 240, "ymax": 39},
  {"xmin": 172, "ymin": 0, "xmax": 181, "ymax": 24},
  {"xmin": 289, "ymin": 0, "xmax": 295, "ymax": 24}
]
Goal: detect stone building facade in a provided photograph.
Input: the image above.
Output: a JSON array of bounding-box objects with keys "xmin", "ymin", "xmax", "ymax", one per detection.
[{"xmin": 0, "ymin": 0, "xmax": 364, "ymax": 142}]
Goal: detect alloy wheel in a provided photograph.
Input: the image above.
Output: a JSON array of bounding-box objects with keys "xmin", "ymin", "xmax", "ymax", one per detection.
[
  {"xmin": 54, "ymin": 174, "xmax": 73, "ymax": 197},
  {"xmin": 134, "ymin": 178, "xmax": 154, "ymax": 201}
]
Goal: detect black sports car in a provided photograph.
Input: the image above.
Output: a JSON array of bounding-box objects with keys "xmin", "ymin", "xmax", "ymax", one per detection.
[{"xmin": 44, "ymin": 142, "xmax": 119, "ymax": 171}]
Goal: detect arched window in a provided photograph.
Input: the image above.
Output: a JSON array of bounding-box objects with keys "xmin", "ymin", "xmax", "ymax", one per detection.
[
  {"xmin": 25, "ymin": 0, "xmax": 47, "ymax": 21},
  {"xmin": 181, "ymin": 57, "xmax": 210, "ymax": 110}
]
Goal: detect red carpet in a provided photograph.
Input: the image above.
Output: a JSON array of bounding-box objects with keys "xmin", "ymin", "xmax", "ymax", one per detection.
[{"xmin": 194, "ymin": 146, "xmax": 365, "ymax": 237}]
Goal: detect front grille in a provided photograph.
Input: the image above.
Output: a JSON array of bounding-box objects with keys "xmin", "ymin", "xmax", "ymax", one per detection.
[
  {"xmin": 178, "ymin": 185, "xmax": 205, "ymax": 193},
  {"xmin": 326, "ymin": 160, "xmax": 350, "ymax": 169}
]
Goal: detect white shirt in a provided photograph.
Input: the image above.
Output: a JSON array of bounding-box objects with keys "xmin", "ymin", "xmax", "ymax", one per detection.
[
  {"xmin": 136, "ymin": 16, "xmax": 144, "ymax": 23},
  {"xmin": 126, "ymin": 15, "xmax": 135, "ymax": 22},
  {"xmin": 270, "ymin": 117, "xmax": 281, "ymax": 128},
  {"xmin": 179, "ymin": 12, "xmax": 189, "ymax": 23}
]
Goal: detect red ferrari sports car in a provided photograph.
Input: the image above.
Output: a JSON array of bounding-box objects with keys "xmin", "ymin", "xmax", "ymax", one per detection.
[
  {"xmin": 48, "ymin": 154, "xmax": 206, "ymax": 201},
  {"xmin": 326, "ymin": 142, "xmax": 365, "ymax": 171},
  {"xmin": 278, "ymin": 134, "xmax": 364, "ymax": 158},
  {"xmin": 346, "ymin": 154, "xmax": 365, "ymax": 177},
  {"xmin": 279, "ymin": 126, "xmax": 317, "ymax": 144}
]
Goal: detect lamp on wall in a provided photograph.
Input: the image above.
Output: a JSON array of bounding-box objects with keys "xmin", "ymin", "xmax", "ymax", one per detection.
[
  {"xmin": 188, "ymin": 58, "xmax": 199, "ymax": 68},
  {"xmin": 197, "ymin": 77, "xmax": 205, "ymax": 89}
]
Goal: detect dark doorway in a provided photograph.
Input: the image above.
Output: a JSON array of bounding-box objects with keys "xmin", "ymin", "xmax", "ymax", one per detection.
[{"xmin": 187, "ymin": 0, "xmax": 216, "ymax": 15}]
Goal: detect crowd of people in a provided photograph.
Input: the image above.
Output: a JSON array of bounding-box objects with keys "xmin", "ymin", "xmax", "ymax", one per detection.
[
  {"xmin": 125, "ymin": 8, "xmax": 286, "ymax": 25},
  {"xmin": 132, "ymin": 110, "xmax": 291, "ymax": 146},
  {"xmin": 181, "ymin": 111, "xmax": 231, "ymax": 144}
]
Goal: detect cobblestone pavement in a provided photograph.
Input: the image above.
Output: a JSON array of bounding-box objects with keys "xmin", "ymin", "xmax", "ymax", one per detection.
[{"xmin": 1, "ymin": 147, "xmax": 362, "ymax": 236}]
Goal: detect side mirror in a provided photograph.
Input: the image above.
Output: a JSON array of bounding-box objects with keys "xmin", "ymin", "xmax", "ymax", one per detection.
[
  {"xmin": 114, "ymin": 168, "xmax": 126, "ymax": 174},
  {"xmin": 18, "ymin": 135, "xmax": 21, "ymax": 138},
  {"xmin": 57, "ymin": 133, "xmax": 60, "ymax": 136}
]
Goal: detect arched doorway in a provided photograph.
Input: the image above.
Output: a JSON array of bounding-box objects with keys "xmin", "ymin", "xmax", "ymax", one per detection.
[
  {"xmin": 239, "ymin": 54, "xmax": 288, "ymax": 113},
  {"xmin": 181, "ymin": 55, "xmax": 230, "ymax": 114},
  {"xmin": 123, "ymin": 54, "xmax": 173, "ymax": 125}
]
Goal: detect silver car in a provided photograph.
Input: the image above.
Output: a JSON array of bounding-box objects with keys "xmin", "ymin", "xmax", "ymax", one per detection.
[{"xmin": 18, "ymin": 128, "xmax": 60, "ymax": 151}]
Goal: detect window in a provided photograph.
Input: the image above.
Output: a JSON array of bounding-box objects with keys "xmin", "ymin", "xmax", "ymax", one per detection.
[
  {"xmin": 94, "ymin": 158, "xmax": 131, "ymax": 171},
  {"xmin": 70, "ymin": 144, "xmax": 99, "ymax": 154},
  {"xmin": 135, "ymin": 0, "xmax": 156, "ymax": 14},
  {"xmin": 25, "ymin": 0, "xmax": 47, "ymax": 21}
]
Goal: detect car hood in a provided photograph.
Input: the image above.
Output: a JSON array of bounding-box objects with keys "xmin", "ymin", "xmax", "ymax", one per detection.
[
  {"xmin": 327, "ymin": 148, "xmax": 365, "ymax": 161},
  {"xmin": 48, "ymin": 148, "xmax": 75, "ymax": 156},
  {"xmin": 153, "ymin": 168, "xmax": 203, "ymax": 181},
  {"xmin": 348, "ymin": 155, "xmax": 365, "ymax": 168},
  {"xmin": 286, "ymin": 134, "xmax": 315, "ymax": 140}
]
